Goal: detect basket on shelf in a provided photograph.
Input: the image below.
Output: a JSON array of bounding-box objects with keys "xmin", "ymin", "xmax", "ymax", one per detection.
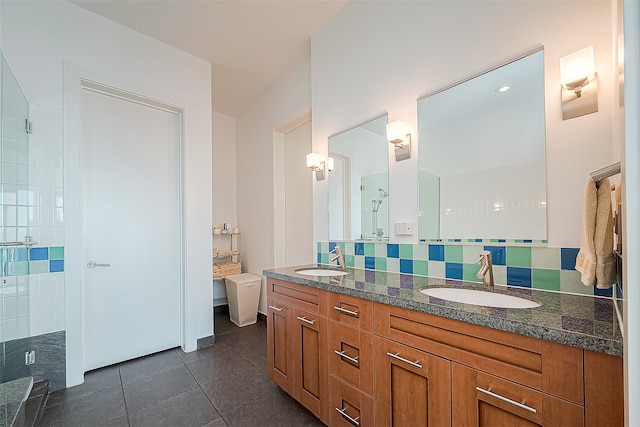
[{"xmin": 212, "ymin": 261, "xmax": 242, "ymax": 280}]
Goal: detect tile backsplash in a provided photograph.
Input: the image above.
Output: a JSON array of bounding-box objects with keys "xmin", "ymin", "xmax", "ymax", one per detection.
[{"xmin": 317, "ymin": 241, "xmax": 611, "ymax": 297}]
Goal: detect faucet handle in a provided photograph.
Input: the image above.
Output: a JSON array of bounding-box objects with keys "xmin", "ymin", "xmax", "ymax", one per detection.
[{"xmin": 476, "ymin": 250, "xmax": 492, "ymax": 264}]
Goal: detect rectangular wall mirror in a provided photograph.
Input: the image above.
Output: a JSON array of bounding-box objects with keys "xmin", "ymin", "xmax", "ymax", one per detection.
[
  {"xmin": 417, "ymin": 49, "xmax": 547, "ymax": 242},
  {"xmin": 328, "ymin": 113, "xmax": 389, "ymax": 241}
]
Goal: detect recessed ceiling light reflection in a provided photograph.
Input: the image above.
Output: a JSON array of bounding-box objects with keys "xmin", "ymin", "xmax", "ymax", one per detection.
[{"xmin": 495, "ymin": 85, "xmax": 511, "ymax": 93}]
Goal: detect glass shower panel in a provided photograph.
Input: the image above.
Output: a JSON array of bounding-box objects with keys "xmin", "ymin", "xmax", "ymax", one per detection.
[
  {"xmin": 360, "ymin": 172, "xmax": 389, "ymax": 240},
  {"xmin": 1, "ymin": 51, "xmax": 32, "ymax": 391}
]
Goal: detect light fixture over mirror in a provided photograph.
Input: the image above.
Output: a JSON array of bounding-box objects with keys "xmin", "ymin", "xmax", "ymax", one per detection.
[
  {"xmin": 328, "ymin": 113, "xmax": 389, "ymax": 241},
  {"xmin": 560, "ymin": 46, "xmax": 598, "ymax": 120},
  {"xmin": 306, "ymin": 152, "xmax": 326, "ymax": 181},
  {"xmin": 417, "ymin": 48, "xmax": 547, "ymax": 243},
  {"xmin": 386, "ymin": 120, "xmax": 412, "ymax": 161}
]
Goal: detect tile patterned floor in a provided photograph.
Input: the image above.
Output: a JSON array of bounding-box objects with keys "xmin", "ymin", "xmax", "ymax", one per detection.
[{"xmin": 41, "ymin": 308, "xmax": 324, "ymax": 426}]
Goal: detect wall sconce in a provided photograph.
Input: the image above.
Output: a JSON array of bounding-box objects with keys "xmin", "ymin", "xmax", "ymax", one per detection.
[
  {"xmin": 560, "ymin": 46, "xmax": 598, "ymax": 120},
  {"xmin": 327, "ymin": 157, "xmax": 335, "ymax": 172},
  {"xmin": 386, "ymin": 120, "xmax": 411, "ymax": 161},
  {"xmin": 306, "ymin": 152, "xmax": 326, "ymax": 181}
]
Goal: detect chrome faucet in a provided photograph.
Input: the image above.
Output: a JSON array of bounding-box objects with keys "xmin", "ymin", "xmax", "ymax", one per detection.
[
  {"xmin": 476, "ymin": 250, "xmax": 494, "ymax": 286},
  {"xmin": 329, "ymin": 246, "xmax": 346, "ymax": 270}
]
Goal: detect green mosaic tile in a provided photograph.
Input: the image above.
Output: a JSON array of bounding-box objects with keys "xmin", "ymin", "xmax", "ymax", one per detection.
[
  {"xmin": 400, "ymin": 289, "xmax": 415, "ymax": 299},
  {"xmin": 344, "ymin": 255, "xmax": 354, "ymax": 267},
  {"xmin": 560, "ymin": 270, "xmax": 593, "ymax": 295},
  {"xmin": 7, "ymin": 261, "xmax": 29, "ymax": 276},
  {"xmin": 506, "ymin": 246, "xmax": 531, "ymax": 267},
  {"xmin": 490, "ymin": 239, "xmax": 499, "ymax": 242},
  {"xmin": 319, "ymin": 253, "xmax": 329, "ymax": 264},
  {"xmin": 445, "ymin": 245, "xmax": 463, "ymax": 262},
  {"xmin": 29, "ymin": 260, "xmax": 49, "ymax": 274},
  {"xmin": 532, "ymin": 269, "xmax": 561, "ymax": 291},
  {"xmin": 364, "ymin": 243, "xmax": 375, "ymax": 256},
  {"xmin": 336, "ymin": 242, "xmax": 346, "ymax": 252},
  {"xmin": 375, "ymin": 257, "xmax": 387, "ymax": 271},
  {"xmin": 49, "ymin": 246, "xmax": 64, "ymax": 260},
  {"xmin": 463, "ymin": 263, "xmax": 482, "ymax": 282},
  {"xmin": 399, "ymin": 244, "xmax": 413, "ymax": 259},
  {"xmin": 414, "ymin": 260, "xmax": 429, "ymax": 276},
  {"xmin": 375, "ymin": 271, "xmax": 388, "ymax": 284}
]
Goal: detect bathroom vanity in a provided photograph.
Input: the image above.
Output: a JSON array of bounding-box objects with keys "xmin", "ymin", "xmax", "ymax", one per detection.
[{"xmin": 263, "ymin": 266, "xmax": 623, "ymax": 427}]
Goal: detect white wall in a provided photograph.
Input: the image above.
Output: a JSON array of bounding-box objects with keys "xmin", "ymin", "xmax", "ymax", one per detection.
[
  {"xmin": 311, "ymin": 1, "xmax": 617, "ymax": 248},
  {"xmin": 1, "ymin": 1, "xmax": 212, "ymax": 386},
  {"xmin": 236, "ymin": 56, "xmax": 311, "ymax": 314},
  {"xmin": 212, "ymin": 111, "xmax": 237, "ymax": 303},
  {"xmin": 623, "ymin": 1, "xmax": 639, "ymax": 424}
]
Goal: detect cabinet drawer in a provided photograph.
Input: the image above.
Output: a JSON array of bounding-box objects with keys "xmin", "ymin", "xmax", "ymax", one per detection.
[
  {"xmin": 329, "ymin": 321, "xmax": 374, "ymax": 396},
  {"xmin": 453, "ymin": 363, "xmax": 584, "ymax": 426},
  {"xmin": 329, "ymin": 293, "xmax": 373, "ymax": 332},
  {"xmin": 330, "ymin": 377, "xmax": 374, "ymax": 427},
  {"xmin": 267, "ymin": 278, "xmax": 327, "ymax": 314}
]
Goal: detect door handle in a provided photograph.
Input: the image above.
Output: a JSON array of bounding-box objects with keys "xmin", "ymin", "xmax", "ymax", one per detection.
[{"xmin": 87, "ymin": 261, "xmax": 111, "ymax": 269}]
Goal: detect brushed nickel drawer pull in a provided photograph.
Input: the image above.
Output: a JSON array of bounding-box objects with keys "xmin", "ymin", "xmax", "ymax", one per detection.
[
  {"xmin": 336, "ymin": 407, "xmax": 360, "ymax": 426},
  {"xmin": 386, "ymin": 352, "xmax": 422, "ymax": 369},
  {"xmin": 297, "ymin": 316, "xmax": 316, "ymax": 325},
  {"xmin": 268, "ymin": 305, "xmax": 283, "ymax": 312},
  {"xmin": 333, "ymin": 305, "xmax": 359, "ymax": 317},
  {"xmin": 475, "ymin": 386, "xmax": 537, "ymax": 414},
  {"xmin": 334, "ymin": 350, "xmax": 359, "ymax": 364}
]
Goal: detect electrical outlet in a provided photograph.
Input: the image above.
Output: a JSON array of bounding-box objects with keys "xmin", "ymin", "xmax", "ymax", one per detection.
[{"xmin": 395, "ymin": 223, "xmax": 413, "ymax": 236}]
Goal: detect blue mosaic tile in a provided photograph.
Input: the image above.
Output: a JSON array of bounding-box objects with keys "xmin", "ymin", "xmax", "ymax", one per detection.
[
  {"xmin": 49, "ymin": 260, "xmax": 64, "ymax": 272},
  {"xmin": 328, "ymin": 242, "xmax": 337, "ymax": 252},
  {"xmin": 428, "ymin": 245, "xmax": 445, "ymax": 261},
  {"xmin": 400, "ymin": 259, "xmax": 413, "ymax": 274},
  {"xmin": 594, "ymin": 286, "xmax": 613, "ymax": 297},
  {"xmin": 561, "ymin": 248, "xmax": 579, "ymax": 270},
  {"xmin": 30, "ymin": 247, "xmax": 49, "ymax": 261},
  {"xmin": 507, "ymin": 267, "xmax": 532, "ymax": 288},
  {"xmin": 484, "ymin": 246, "xmax": 506, "ymax": 265},
  {"xmin": 365, "ymin": 256, "xmax": 375, "ymax": 270},
  {"xmin": 354, "ymin": 242, "xmax": 365, "ymax": 256},
  {"xmin": 524, "ymin": 239, "xmax": 533, "ymax": 243},
  {"xmin": 387, "ymin": 244, "xmax": 399, "ymax": 258},
  {"xmin": 445, "ymin": 263, "xmax": 463, "ymax": 280},
  {"xmin": 317, "ymin": 252, "xmax": 322, "ymax": 263}
]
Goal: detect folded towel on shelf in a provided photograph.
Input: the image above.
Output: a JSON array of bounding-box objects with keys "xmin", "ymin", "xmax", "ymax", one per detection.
[
  {"xmin": 594, "ymin": 178, "xmax": 616, "ymax": 289},
  {"xmin": 576, "ymin": 178, "xmax": 597, "ymax": 286},
  {"xmin": 212, "ymin": 261, "xmax": 242, "ymax": 280}
]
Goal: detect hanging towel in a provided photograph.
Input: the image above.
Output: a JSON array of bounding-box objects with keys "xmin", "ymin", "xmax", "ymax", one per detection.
[
  {"xmin": 594, "ymin": 178, "xmax": 616, "ymax": 289},
  {"xmin": 576, "ymin": 178, "xmax": 597, "ymax": 286}
]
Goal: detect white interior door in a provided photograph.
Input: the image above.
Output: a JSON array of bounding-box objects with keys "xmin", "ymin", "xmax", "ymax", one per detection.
[{"xmin": 82, "ymin": 87, "xmax": 181, "ymax": 371}]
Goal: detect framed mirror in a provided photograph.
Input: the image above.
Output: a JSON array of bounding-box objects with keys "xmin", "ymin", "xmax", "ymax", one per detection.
[
  {"xmin": 417, "ymin": 49, "xmax": 547, "ymax": 242},
  {"xmin": 328, "ymin": 113, "xmax": 389, "ymax": 241}
]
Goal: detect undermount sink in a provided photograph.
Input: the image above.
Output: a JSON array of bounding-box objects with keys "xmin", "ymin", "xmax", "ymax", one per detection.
[
  {"xmin": 295, "ymin": 268, "xmax": 349, "ymax": 277},
  {"xmin": 420, "ymin": 287, "xmax": 540, "ymax": 309}
]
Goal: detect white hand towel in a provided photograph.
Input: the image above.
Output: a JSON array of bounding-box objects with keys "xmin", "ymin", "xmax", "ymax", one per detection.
[
  {"xmin": 594, "ymin": 178, "xmax": 616, "ymax": 289},
  {"xmin": 576, "ymin": 178, "xmax": 597, "ymax": 286}
]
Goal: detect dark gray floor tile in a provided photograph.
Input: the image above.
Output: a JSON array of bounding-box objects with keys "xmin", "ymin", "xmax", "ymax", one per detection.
[
  {"xmin": 97, "ymin": 415, "xmax": 131, "ymax": 426},
  {"xmin": 40, "ymin": 385, "xmax": 126, "ymax": 427},
  {"xmin": 119, "ymin": 349, "xmax": 184, "ymax": 384},
  {"xmin": 128, "ymin": 387, "xmax": 221, "ymax": 427},
  {"xmin": 203, "ymin": 417, "xmax": 228, "ymax": 427},
  {"xmin": 46, "ymin": 365, "xmax": 121, "ymax": 408},
  {"xmin": 176, "ymin": 341, "xmax": 234, "ymax": 365},
  {"xmin": 222, "ymin": 387, "xmax": 320, "ymax": 427},
  {"xmin": 184, "ymin": 348, "xmax": 252, "ymax": 383},
  {"xmin": 122, "ymin": 365, "xmax": 199, "ymax": 412},
  {"xmin": 200, "ymin": 365, "xmax": 279, "ymax": 415}
]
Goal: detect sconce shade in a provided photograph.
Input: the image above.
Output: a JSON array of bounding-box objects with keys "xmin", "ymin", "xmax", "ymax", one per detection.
[
  {"xmin": 386, "ymin": 121, "xmax": 409, "ymax": 145},
  {"xmin": 327, "ymin": 156, "xmax": 335, "ymax": 172},
  {"xmin": 560, "ymin": 46, "xmax": 595, "ymax": 92},
  {"xmin": 306, "ymin": 152, "xmax": 323, "ymax": 170}
]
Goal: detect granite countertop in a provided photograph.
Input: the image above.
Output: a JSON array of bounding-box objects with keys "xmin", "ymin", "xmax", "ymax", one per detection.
[{"xmin": 263, "ymin": 265, "xmax": 623, "ymax": 357}]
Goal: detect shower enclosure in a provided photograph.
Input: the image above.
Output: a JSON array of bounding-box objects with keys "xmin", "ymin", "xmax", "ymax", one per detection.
[
  {"xmin": 360, "ymin": 173, "xmax": 388, "ymax": 240},
  {"xmin": 0, "ymin": 49, "xmax": 33, "ymax": 426}
]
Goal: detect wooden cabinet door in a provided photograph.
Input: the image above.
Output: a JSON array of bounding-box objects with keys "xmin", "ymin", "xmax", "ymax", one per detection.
[
  {"xmin": 452, "ymin": 363, "xmax": 584, "ymax": 427},
  {"xmin": 375, "ymin": 336, "xmax": 451, "ymax": 426},
  {"xmin": 331, "ymin": 376, "xmax": 375, "ymax": 427},
  {"xmin": 266, "ymin": 297, "xmax": 293, "ymax": 392},
  {"xmin": 293, "ymin": 307, "xmax": 329, "ymax": 422},
  {"xmin": 329, "ymin": 320, "xmax": 374, "ymax": 396}
]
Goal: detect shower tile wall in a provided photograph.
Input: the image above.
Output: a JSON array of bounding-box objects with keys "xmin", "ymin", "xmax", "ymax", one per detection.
[
  {"xmin": 1, "ymin": 103, "xmax": 65, "ymax": 343},
  {"xmin": 317, "ymin": 241, "xmax": 612, "ymax": 297}
]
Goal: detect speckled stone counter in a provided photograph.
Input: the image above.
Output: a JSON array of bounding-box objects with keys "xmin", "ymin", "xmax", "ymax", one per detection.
[
  {"xmin": 0, "ymin": 377, "xmax": 33, "ymax": 427},
  {"xmin": 263, "ymin": 265, "xmax": 623, "ymax": 357}
]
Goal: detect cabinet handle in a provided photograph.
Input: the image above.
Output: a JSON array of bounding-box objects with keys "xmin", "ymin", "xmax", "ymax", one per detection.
[
  {"xmin": 333, "ymin": 305, "xmax": 359, "ymax": 317},
  {"xmin": 475, "ymin": 386, "xmax": 537, "ymax": 414},
  {"xmin": 334, "ymin": 350, "xmax": 359, "ymax": 364},
  {"xmin": 268, "ymin": 305, "xmax": 283, "ymax": 312},
  {"xmin": 386, "ymin": 352, "xmax": 422, "ymax": 369},
  {"xmin": 335, "ymin": 407, "xmax": 360, "ymax": 426},
  {"xmin": 296, "ymin": 316, "xmax": 316, "ymax": 325}
]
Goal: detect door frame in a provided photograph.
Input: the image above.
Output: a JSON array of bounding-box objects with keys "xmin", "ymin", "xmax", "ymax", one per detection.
[{"xmin": 64, "ymin": 65, "xmax": 187, "ymax": 387}]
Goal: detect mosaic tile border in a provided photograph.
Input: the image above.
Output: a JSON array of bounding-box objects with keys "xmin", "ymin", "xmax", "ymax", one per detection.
[
  {"xmin": 420, "ymin": 238, "xmax": 548, "ymax": 245},
  {"xmin": 317, "ymin": 241, "xmax": 610, "ymax": 297},
  {"xmin": 1, "ymin": 246, "xmax": 65, "ymax": 276}
]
